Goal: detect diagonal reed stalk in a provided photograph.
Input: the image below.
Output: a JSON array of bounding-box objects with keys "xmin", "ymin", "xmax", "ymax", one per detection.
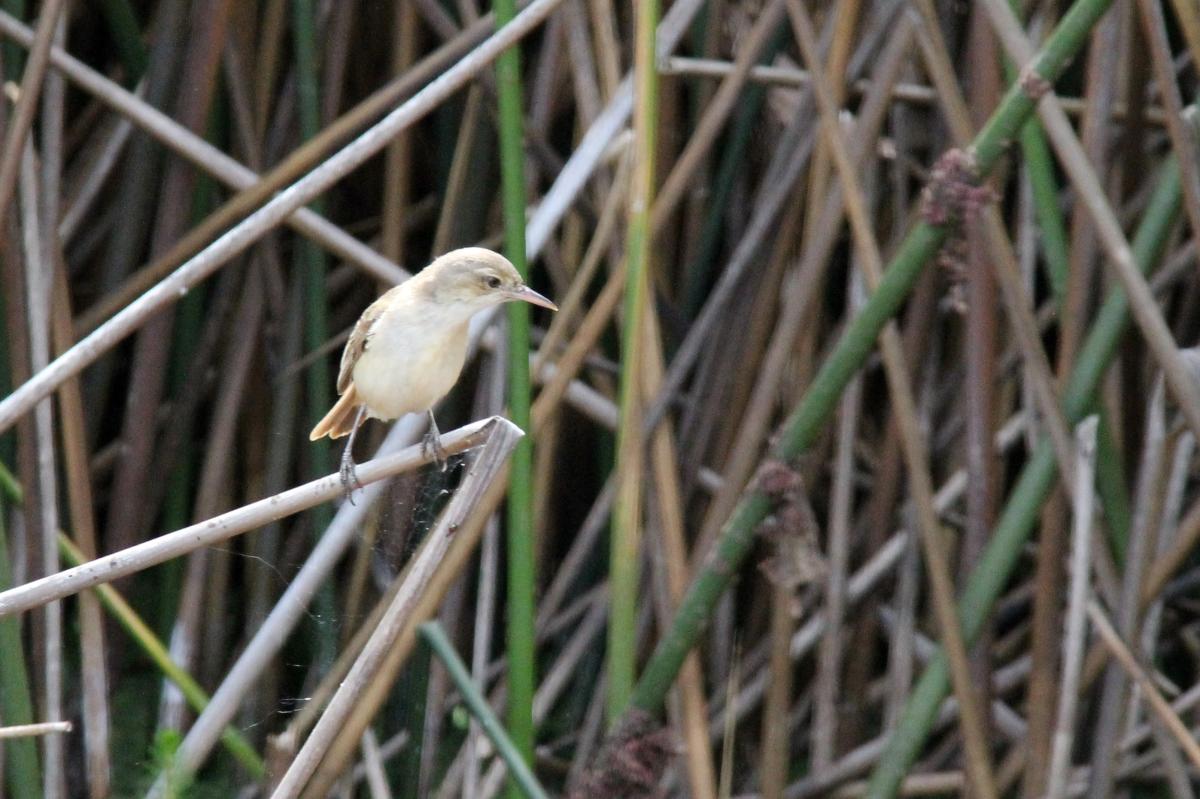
[
  {"xmin": 622, "ymin": 0, "xmax": 1122, "ymax": 730},
  {"xmin": 864, "ymin": 135, "xmax": 1185, "ymax": 798},
  {"xmin": 419, "ymin": 622, "xmax": 551, "ymax": 799},
  {"xmin": 5, "ymin": 1, "xmax": 1198, "ymax": 794},
  {"xmin": 0, "ymin": 418, "xmax": 501, "ymax": 617},
  {"xmin": 786, "ymin": 1, "xmax": 996, "ymax": 793},
  {"xmin": 266, "ymin": 419, "xmax": 524, "ymax": 798},
  {"xmin": 56, "ymin": 535, "xmax": 264, "ymax": 776},
  {"xmin": 0, "ymin": 0, "xmax": 567, "ymax": 434}
]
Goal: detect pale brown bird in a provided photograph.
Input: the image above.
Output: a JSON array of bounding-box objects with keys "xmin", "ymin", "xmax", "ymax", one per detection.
[{"xmin": 309, "ymin": 247, "xmax": 556, "ymax": 491}]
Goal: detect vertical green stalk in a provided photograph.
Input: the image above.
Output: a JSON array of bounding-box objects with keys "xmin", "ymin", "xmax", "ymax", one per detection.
[
  {"xmin": 609, "ymin": 0, "xmax": 659, "ymax": 720},
  {"xmin": 154, "ymin": 290, "xmax": 201, "ymax": 648},
  {"xmin": 0, "ymin": 501, "xmax": 40, "ymax": 799},
  {"xmin": 493, "ymin": 0, "xmax": 536, "ymax": 788},
  {"xmin": 1094, "ymin": 413, "xmax": 1131, "ymax": 559},
  {"xmin": 1, "ymin": 0, "xmax": 23, "ymax": 76},
  {"xmin": 1000, "ymin": 0, "xmax": 1070, "ymax": 306},
  {"xmin": 1018, "ymin": 121, "xmax": 1071, "ymax": 303},
  {"xmin": 158, "ymin": 129, "xmax": 223, "ymax": 640},
  {"xmin": 292, "ymin": 0, "xmax": 331, "ymax": 495},
  {"xmin": 292, "ymin": 0, "xmax": 335, "ymax": 667},
  {"xmin": 96, "ymin": 0, "xmax": 147, "ymax": 80},
  {"xmin": 683, "ymin": 29, "xmax": 786, "ymax": 318},
  {"xmin": 1000, "ymin": 0, "xmax": 1131, "ymax": 558}
]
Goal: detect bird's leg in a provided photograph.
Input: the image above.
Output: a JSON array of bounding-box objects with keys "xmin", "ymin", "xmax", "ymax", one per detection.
[
  {"xmin": 339, "ymin": 406, "xmax": 367, "ymax": 501},
  {"xmin": 422, "ymin": 409, "xmax": 449, "ymax": 471}
]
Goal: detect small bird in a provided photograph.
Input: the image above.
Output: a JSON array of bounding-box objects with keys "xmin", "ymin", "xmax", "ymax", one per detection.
[{"xmin": 309, "ymin": 247, "xmax": 557, "ymax": 492}]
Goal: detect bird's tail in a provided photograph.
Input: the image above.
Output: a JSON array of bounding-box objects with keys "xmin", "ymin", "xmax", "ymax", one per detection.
[{"xmin": 309, "ymin": 385, "xmax": 362, "ymax": 440}]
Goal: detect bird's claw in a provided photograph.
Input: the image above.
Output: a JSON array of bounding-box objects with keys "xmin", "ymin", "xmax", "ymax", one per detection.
[
  {"xmin": 339, "ymin": 456, "xmax": 364, "ymax": 504},
  {"xmin": 422, "ymin": 430, "xmax": 449, "ymax": 472}
]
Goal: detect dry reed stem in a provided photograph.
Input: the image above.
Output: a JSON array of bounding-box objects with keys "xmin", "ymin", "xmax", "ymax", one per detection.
[
  {"xmin": 382, "ymin": 0, "xmax": 419, "ymax": 264},
  {"xmin": 1086, "ymin": 600, "xmax": 1200, "ymax": 769},
  {"xmin": 1132, "ymin": 0, "xmax": 1200, "ymax": 259},
  {"xmin": 533, "ymin": 147, "xmax": 632, "ymax": 377},
  {"xmin": 1088, "ymin": 377, "xmax": 1173, "ymax": 792},
  {"xmin": 801, "ymin": 0, "xmax": 868, "ymax": 767},
  {"xmin": 0, "ymin": 418, "xmax": 500, "ymax": 618},
  {"xmin": 163, "ymin": 414, "xmax": 494, "ymax": 783},
  {"xmin": 293, "ymin": 150, "xmax": 700, "ymax": 787},
  {"xmin": 0, "ymin": 0, "xmax": 567, "ymax": 433},
  {"xmin": 808, "ymin": 256, "xmax": 864, "ymax": 778},
  {"xmin": 279, "ymin": 530, "xmax": 411, "ymax": 745},
  {"xmin": 979, "ymin": 0, "xmax": 1200, "ymax": 442},
  {"xmin": 689, "ymin": 13, "xmax": 910, "ymax": 551},
  {"xmin": 0, "ymin": 721, "xmax": 71, "ymax": 739},
  {"xmin": 163, "ymin": 268, "xmax": 263, "ymax": 729},
  {"xmin": 909, "ymin": 0, "xmax": 1079, "ymax": 496},
  {"xmin": 300, "ymin": 465, "xmax": 516, "ymax": 796},
  {"xmin": 802, "ymin": 0, "xmax": 863, "ymax": 775},
  {"xmin": 649, "ymin": 0, "xmax": 785, "ymax": 235},
  {"xmin": 464, "ymin": 347, "xmax": 508, "ymax": 799},
  {"xmin": 1166, "ymin": 0, "xmax": 1200, "ymax": 71},
  {"xmin": 962, "ymin": 11, "xmax": 1002, "ymax": 779},
  {"xmin": 642, "ymin": 306, "xmax": 718, "ymax": 799},
  {"xmin": 905, "ymin": 13, "xmax": 1120, "ymax": 791},
  {"xmin": 57, "ymin": 114, "xmax": 133, "ymax": 243},
  {"xmin": 0, "ymin": 0, "xmax": 64, "ymax": 229},
  {"xmin": 431, "ymin": 86, "xmax": 485, "ymax": 255},
  {"xmin": 0, "ymin": 12, "xmax": 408, "ymax": 297},
  {"xmin": 524, "ymin": 0, "xmax": 707, "ymax": 256},
  {"xmin": 17, "ymin": 126, "xmax": 65, "ymax": 799},
  {"xmin": 470, "ymin": 600, "xmax": 608, "ymax": 797},
  {"xmin": 659, "ymin": 57, "xmax": 1173, "ymax": 125},
  {"xmin": 429, "ymin": 586, "xmax": 610, "ymax": 796},
  {"xmin": 360, "ymin": 729, "xmax": 395, "ymax": 799},
  {"xmin": 713, "ymin": 412, "xmax": 1030, "ymax": 739},
  {"xmin": 49, "ymin": 236, "xmax": 111, "ymax": 799},
  {"xmin": 263, "ymin": 420, "xmax": 524, "ymax": 798},
  {"xmin": 787, "ymin": 3, "xmax": 997, "ymax": 793},
  {"xmin": 1044, "ymin": 417, "xmax": 1098, "ymax": 799},
  {"xmin": 2, "ymin": 1, "xmax": 1196, "ymax": 795},
  {"xmin": 79, "ymin": 0, "xmax": 557, "ymax": 332}
]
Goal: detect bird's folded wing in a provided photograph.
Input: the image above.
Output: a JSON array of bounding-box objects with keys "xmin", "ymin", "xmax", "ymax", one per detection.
[{"xmin": 338, "ymin": 288, "xmax": 396, "ymax": 394}]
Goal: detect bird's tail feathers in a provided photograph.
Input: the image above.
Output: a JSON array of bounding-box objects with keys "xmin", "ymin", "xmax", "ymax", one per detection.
[{"xmin": 309, "ymin": 386, "xmax": 361, "ymax": 440}]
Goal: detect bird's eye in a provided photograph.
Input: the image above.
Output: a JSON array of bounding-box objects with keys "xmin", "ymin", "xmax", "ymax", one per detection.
[{"xmin": 485, "ymin": 276, "xmax": 501, "ymax": 289}]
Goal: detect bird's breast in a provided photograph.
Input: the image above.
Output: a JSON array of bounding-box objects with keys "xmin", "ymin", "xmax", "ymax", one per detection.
[{"xmin": 351, "ymin": 312, "xmax": 470, "ymax": 421}]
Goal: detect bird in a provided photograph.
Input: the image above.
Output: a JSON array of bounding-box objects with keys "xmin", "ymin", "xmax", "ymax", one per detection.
[{"xmin": 309, "ymin": 246, "xmax": 557, "ymax": 494}]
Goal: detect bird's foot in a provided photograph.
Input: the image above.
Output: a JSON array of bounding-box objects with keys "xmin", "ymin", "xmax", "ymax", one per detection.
[
  {"xmin": 422, "ymin": 429, "xmax": 449, "ymax": 472},
  {"xmin": 339, "ymin": 454, "xmax": 364, "ymax": 504}
]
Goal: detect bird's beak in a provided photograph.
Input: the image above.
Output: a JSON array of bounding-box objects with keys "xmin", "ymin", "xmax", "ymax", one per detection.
[{"xmin": 508, "ymin": 285, "xmax": 558, "ymax": 311}]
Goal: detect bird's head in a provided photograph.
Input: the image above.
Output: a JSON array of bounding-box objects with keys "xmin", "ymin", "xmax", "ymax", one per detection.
[{"xmin": 422, "ymin": 247, "xmax": 557, "ymax": 315}]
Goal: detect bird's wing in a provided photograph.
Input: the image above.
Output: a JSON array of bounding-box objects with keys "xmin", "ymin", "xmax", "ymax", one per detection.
[{"xmin": 337, "ymin": 287, "xmax": 399, "ymax": 394}]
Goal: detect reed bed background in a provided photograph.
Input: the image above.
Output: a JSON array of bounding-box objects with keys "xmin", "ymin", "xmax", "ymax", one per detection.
[{"xmin": 0, "ymin": 0, "xmax": 1199, "ymax": 797}]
